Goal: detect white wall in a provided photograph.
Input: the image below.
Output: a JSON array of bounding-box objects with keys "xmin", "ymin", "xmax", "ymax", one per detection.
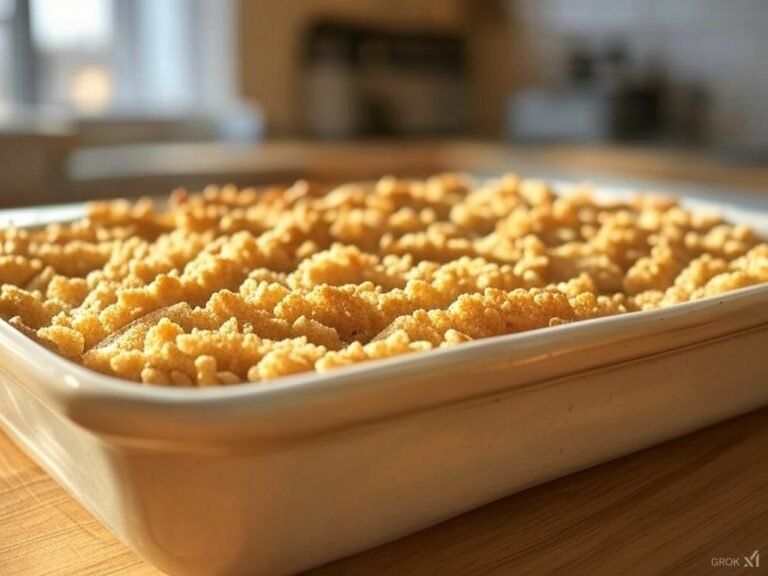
[{"xmin": 513, "ymin": 0, "xmax": 768, "ymax": 147}]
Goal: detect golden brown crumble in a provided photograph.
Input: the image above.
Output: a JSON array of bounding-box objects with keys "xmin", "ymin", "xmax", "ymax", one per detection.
[{"xmin": 0, "ymin": 174, "xmax": 766, "ymax": 386}]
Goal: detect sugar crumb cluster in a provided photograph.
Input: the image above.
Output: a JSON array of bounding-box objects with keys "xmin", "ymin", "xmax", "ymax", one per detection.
[{"xmin": 0, "ymin": 174, "xmax": 766, "ymax": 386}]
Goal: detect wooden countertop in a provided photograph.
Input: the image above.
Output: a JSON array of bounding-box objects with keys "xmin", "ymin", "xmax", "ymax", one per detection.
[
  {"xmin": 62, "ymin": 141, "xmax": 768, "ymax": 204},
  {"xmin": 68, "ymin": 140, "xmax": 768, "ymax": 189},
  {"xmin": 1, "ymin": 142, "xmax": 766, "ymax": 574},
  {"xmin": 1, "ymin": 409, "xmax": 766, "ymax": 575},
  {"xmin": 3, "ymin": 138, "xmax": 767, "ymax": 207}
]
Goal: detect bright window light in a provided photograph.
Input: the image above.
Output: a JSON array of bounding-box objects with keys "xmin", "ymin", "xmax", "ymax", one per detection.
[{"xmin": 30, "ymin": 0, "xmax": 112, "ymax": 50}]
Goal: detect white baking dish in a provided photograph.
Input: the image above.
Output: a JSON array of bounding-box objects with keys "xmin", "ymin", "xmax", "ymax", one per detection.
[{"xmin": 0, "ymin": 182, "xmax": 767, "ymax": 576}]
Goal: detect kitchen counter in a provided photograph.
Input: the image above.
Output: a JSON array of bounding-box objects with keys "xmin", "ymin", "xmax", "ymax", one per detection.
[
  {"xmin": 3, "ymin": 138, "xmax": 768, "ymax": 206},
  {"xmin": 62, "ymin": 141, "xmax": 768, "ymax": 203},
  {"xmin": 0, "ymin": 142, "xmax": 766, "ymax": 574},
  {"xmin": 1, "ymin": 409, "xmax": 765, "ymax": 575}
]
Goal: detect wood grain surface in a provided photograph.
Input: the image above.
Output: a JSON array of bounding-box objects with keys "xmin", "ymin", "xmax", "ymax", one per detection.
[{"xmin": 1, "ymin": 408, "xmax": 766, "ymax": 576}]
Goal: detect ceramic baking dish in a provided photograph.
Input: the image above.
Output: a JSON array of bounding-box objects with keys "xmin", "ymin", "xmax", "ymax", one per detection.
[{"xmin": 0, "ymin": 182, "xmax": 767, "ymax": 576}]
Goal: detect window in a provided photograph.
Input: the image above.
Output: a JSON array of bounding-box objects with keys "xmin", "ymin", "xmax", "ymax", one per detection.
[
  {"xmin": 0, "ymin": 0, "xmax": 17, "ymax": 103},
  {"xmin": 31, "ymin": 0, "xmax": 112, "ymax": 50},
  {"xmin": 4, "ymin": 0, "xmax": 237, "ymax": 114},
  {"xmin": 30, "ymin": 0, "xmax": 114, "ymax": 113}
]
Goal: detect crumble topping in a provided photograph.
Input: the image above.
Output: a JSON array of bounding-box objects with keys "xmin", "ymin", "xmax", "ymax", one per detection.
[{"xmin": 0, "ymin": 174, "xmax": 766, "ymax": 386}]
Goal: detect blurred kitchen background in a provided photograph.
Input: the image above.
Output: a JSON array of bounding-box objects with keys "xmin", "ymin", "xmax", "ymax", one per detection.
[{"xmin": 1, "ymin": 0, "xmax": 768, "ymax": 207}]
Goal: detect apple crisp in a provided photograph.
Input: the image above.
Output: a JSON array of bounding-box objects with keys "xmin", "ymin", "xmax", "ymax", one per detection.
[{"xmin": 1, "ymin": 174, "xmax": 766, "ymax": 386}]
